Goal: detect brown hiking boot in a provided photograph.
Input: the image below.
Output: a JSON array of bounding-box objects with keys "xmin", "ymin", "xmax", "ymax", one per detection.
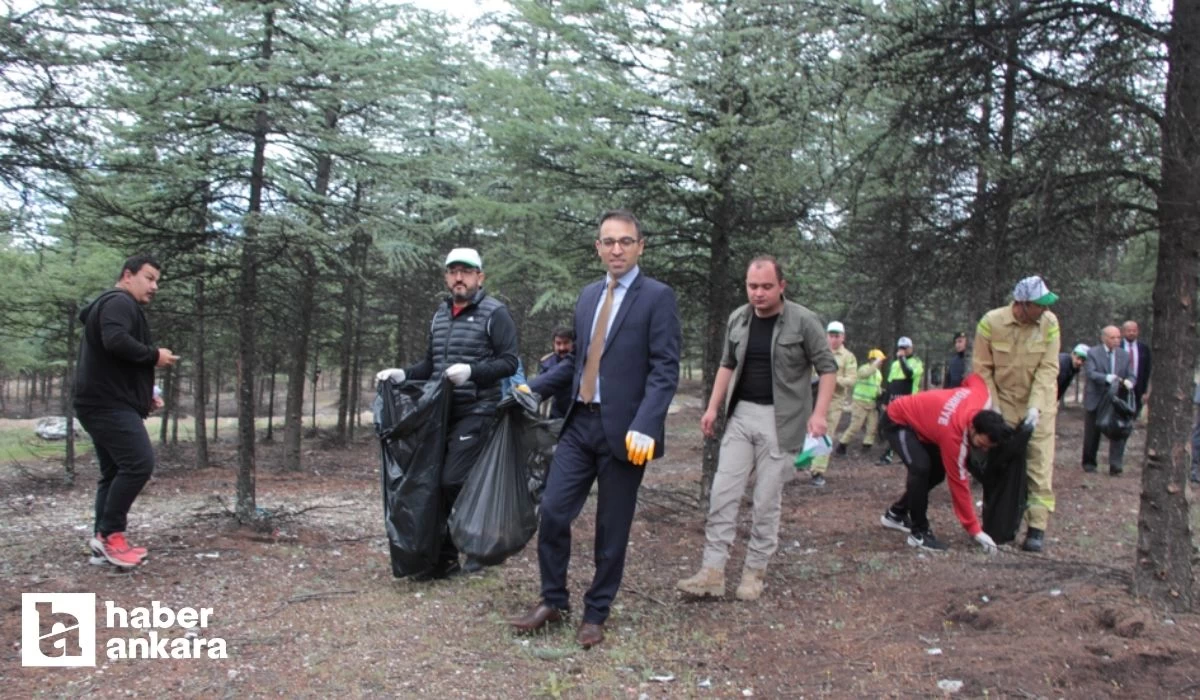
[
  {"xmin": 735, "ymin": 567, "xmax": 766, "ymax": 601},
  {"xmin": 676, "ymin": 566, "xmax": 725, "ymax": 597}
]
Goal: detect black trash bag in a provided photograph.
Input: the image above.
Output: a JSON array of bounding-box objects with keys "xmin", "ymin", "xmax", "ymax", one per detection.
[
  {"xmin": 966, "ymin": 421, "xmax": 1032, "ymax": 544},
  {"xmin": 507, "ymin": 390, "xmax": 562, "ymax": 505},
  {"xmin": 374, "ymin": 378, "xmax": 452, "ymax": 579},
  {"xmin": 1096, "ymin": 383, "xmax": 1138, "ymax": 440},
  {"xmin": 448, "ymin": 391, "xmax": 560, "ymax": 565}
]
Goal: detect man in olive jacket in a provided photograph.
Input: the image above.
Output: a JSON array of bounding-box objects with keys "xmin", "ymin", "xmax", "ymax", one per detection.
[{"xmin": 677, "ymin": 256, "xmax": 837, "ymax": 601}]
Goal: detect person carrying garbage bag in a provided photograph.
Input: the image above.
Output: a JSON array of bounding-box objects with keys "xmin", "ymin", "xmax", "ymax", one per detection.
[{"xmin": 375, "ymin": 247, "xmax": 519, "ymax": 579}]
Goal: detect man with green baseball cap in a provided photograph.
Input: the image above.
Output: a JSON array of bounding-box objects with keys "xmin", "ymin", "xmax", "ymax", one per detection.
[
  {"xmin": 1057, "ymin": 343, "xmax": 1088, "ymax": 402},
  {"xmin": 973, "ymin": 275, "xmax": 1062, "ymax": 552}
]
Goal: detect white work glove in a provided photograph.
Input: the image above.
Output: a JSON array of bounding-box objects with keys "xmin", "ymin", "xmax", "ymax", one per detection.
[
  {"xmin": 974, "ymin": 532, "xmax": 997, "ymax": 554},
  {"xmin": 625, "ymin": 430, "xmax": 655, "ymax": 467},
  {"xmin": 1122, "ymin": 378, "xmax": 1134, "ymax": 390},
  {"xmin": 376, "ymin": 368, "xmax": 405, "ymax": 384},
  {"xmin": 1105, "ymin": 374, "xmax": 1117, "ymax": 384},
  {"xmin": 444, "ymin": 363, "xmax": 472, "ymax": 386},
  {"xmin": 1024, "ymin": 407, "xmax": 1039, "ymax": 430}
]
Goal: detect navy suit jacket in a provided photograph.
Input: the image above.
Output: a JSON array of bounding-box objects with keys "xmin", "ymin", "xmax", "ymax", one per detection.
[
  {"xmin": 1083, "ymin": 345, "xmax": 1133, "ymax": 412},
  {"xmin": 529, "ymin": 270, "xmax": 681, "ymax": 460},
  {"xmin": 1123, "ymin": 339, "xmax": 1151, "ymax": 403}
]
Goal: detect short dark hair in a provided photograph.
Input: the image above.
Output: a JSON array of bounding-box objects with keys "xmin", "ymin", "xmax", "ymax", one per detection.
[
  {"xmin": 953, "ymin": 331, "xmax": 967, "ymax": 341},
  {"xmin": 972, "ymin": 410, "xmax": 1012, "ymax": 445},
  {"xmin": 748, "ymin": 255, "xmax": 784, "ymax": 282},
  {"xmin": 118, "ymin": 254, "xmax": 161, "ymax": 282},
  {"xmin": 552, "ymin": 326, "xmax": 575, "ymax": 341},
  {"xmin": 598, "ymin": 209, "xmax": 642, "ymax": 239}
]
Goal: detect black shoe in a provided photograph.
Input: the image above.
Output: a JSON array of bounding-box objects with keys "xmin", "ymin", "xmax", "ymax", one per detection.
[
  {"xmin": 861, "ymin": 444, "xmax": 873, "ymax": 453},
  {"xmin": 810, "ymin": 473, "xmax": 826, "ymax": 487},
  {"xmin": 906, "ymin": 529, "xmax": 948, "ymax": 551},
  {"xmin": 877, "ymin": 452, "xmax": 893, "ymax": 466},
  {"xmin": 834, "ymin": 443, "xmax": 847, "ymax": 457},
  {"xmin": 1109, "ymin": 466, "xmax": 1123, "ymax": 476},
  {"xmin": 880, "ymin": 508, "xmax": 912, "ymax": 533},
  {"xmin": 1082, "ymin": 464, "xmax": 1098, "ymax": 474},
  {"xmin": 1022, "ymin": 528, "xmax": 1044, "ymax": 553},
  {"xmin": 463, "ymin": 557, "xmax": 486, "ymax": 574}
]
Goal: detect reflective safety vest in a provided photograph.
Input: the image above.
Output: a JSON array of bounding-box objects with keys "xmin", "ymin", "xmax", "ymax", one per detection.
[{"xmin": 852, "ymin": 367, "xmax": 883, "ymax": 402}]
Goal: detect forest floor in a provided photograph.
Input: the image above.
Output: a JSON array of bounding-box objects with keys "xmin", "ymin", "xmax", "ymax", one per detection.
[{"xmin": 4, "ymin": 380, "xmax": 1200, "ymax": 698}]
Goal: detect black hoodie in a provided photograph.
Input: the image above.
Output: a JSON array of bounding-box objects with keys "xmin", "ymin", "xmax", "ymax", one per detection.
[{"xmin": 74, "ymin": 289, "xmax": 159, "ymax": 417}]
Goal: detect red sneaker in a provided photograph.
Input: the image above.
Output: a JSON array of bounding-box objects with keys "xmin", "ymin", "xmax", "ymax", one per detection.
[
  {"xmin": 91, "ymin": 532, "xmax": 147, "ymax": 561},
  {"xmin": 95, "ymin": 532, "xmax": 144, "ymax": 567}
]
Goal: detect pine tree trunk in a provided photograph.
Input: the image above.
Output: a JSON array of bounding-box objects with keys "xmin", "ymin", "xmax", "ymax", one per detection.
[
  {"xmin": 282, "ymin": 253, "xmax": 316, "ymax": 471},
  {"xmin": 63, "ymin": 302, "xmax": 77, "ymax": 485},
  {"xmin": 193, "ymin": 277, "xmax": 209, "ymax": 469},
  {"xmin": 234, "ymin": 6, "xmax": 275, "ymax": 522},
  {"xmin": 1133, "ymin": 0, "xmax": 1198, "ymax": 612}
]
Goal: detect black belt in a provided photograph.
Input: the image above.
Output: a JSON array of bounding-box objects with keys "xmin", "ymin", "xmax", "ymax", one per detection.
[{"xmin": 575, "ymin": 402, "xmax": 602, "ymax": 413}]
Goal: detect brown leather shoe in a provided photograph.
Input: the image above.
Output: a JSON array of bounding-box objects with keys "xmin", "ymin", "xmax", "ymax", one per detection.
[
  {"xmin": 509, "ymin": 602, "xmax": 565, "ymax": 632},
  {"xmin": 576, "ymin": 621, "xmax": 604, "ymax": 649}
]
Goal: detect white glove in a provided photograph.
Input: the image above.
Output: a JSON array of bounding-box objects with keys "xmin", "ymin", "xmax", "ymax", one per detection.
[
  {"xmin": 1106, "ymin": 374, "xmax": 1117, "ymax": 384},
  {"xmin": 376, "ymin": 368, "xmax": 405, "ymax": 384},
  {"xmin": 974, "ymin": 532, "xmax": 997, "ymax": 554},
  {"xmin": 625, "ymin": 430, "xmax": 655, "ymax": 466},
  {"xmin": 1024, "ymin": 407, "xmax": 1039, "ymax": 430},
  {"xmin": 1122, "ymin": 378, "xmax": 1134, "ymax": 390},
  {"xmin": 445, "ymin": 363, "xmax": 471, "ymax": 386}
]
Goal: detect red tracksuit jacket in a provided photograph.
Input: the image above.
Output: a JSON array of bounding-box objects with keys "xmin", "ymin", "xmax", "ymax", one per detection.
[{"xmin": 886, "ymin": 373, "xmax": 993, "ymax": 536}]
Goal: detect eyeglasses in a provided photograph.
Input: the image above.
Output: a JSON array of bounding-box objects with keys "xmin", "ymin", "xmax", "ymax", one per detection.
[
  {"xmin": 446, "ymin": 267, "xmax": 479, "ymax": 277},
  {"xmin": 598, "ymin": 237, "xmax": 642, "ymax": 249}
]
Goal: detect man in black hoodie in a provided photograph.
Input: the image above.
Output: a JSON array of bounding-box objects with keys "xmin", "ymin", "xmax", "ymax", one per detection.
[{"xmin": 75, "ymin": 254, "xmax": 179, "ymax": 567}]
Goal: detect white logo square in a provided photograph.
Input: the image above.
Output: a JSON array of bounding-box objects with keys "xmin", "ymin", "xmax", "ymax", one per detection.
[{"xmin": 21, "ymin": 593, "xmax": 96, "ymax": 667}]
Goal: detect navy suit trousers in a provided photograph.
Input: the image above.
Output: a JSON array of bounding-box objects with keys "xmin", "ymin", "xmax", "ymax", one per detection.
[{"xmin": 538, "ymin": 407, "xmax": 644, "ymax": 624}]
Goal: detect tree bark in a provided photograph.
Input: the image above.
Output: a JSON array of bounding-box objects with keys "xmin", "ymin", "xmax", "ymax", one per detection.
[
  {"xmin": 282, "ymin": 253, "xmax": 316, "ymax": 471},
  {"xmin": 1133, "ymin": 0, "xmax": 1198, "ymax": 612},
  {"xmin": 234, "ymin": 6, "xmax": 275, "ymax": 522},
  {"xmin": 192, "ymin": 277, "xmax": 209, "ymax": 469}
]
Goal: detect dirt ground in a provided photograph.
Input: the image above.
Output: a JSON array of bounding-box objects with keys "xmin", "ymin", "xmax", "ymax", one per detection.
[{"xmin": 4, "ymin": 382, "xmax": 1200, "ymax": 698}]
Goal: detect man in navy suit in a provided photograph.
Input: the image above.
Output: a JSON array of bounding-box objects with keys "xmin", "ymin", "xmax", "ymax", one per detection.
[
  {"xmin": 1121, "ymin": 320, "xmax": 1152, "ymax": 416},
  {"xmin": 1082, "ymin": 325, "xmax": 1135, "ymax": 475},
  {"xmin": 510, "ymin": 210, "xmax": 681, "ymax": 649}
]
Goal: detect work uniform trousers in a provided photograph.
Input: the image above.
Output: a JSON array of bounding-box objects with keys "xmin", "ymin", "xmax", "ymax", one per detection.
[
  {"xmin": 839, "ymin": 399, "xmax": 878, "ymax": 448},
  {"xmin": 702, "ymin": 402, "xmax": 793, "ymax": 572},
  {"xmin": 811, "ymin": 399, "xmax": 846, "ymax": 473}
]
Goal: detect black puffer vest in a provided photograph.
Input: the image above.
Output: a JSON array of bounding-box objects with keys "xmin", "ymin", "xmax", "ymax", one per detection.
[{"xmin": 429, "ymin": 289, "xmax": 504, "ymax": 417}]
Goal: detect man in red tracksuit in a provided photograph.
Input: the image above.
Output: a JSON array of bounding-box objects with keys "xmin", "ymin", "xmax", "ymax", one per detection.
[{"xmin": 878, "ymin": 373, "xmax": 1012, "ymax": 552}]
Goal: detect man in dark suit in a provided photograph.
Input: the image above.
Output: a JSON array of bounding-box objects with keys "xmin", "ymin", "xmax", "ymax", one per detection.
[
  {"xmin": 510, "ymin": 210, "xmax": 681, "ymax": 649},
  {"xmin": 1121, "ymin": 320, "xmax": 1152, "ymax": 416},
  {"xmin": 1082, "ymin": 326, "xmax": 1135, "ymax": 475}
]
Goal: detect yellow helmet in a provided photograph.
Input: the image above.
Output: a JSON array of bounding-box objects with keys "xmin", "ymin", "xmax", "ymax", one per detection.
[{"xmin": 867, "ymin": 348, "xmax": 886, "ymax": 361}]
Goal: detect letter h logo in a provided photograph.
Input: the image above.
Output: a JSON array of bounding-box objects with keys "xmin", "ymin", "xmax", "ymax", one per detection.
[{"xmin": 21, "ymin": 593, "xmax": 96, "ymax": 667}]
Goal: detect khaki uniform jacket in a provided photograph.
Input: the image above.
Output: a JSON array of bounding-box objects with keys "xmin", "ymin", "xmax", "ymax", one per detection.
[
  {"xmin": 830, "ymin": 346, "xmax": 858, "ymax": 406},
  {"xmin": 973, "ymin": 305, "xmax": 1061, "ymax": 424},
  {"xmin": 720, "ymin": 300, "xmax": 838, "ymax": 452}
]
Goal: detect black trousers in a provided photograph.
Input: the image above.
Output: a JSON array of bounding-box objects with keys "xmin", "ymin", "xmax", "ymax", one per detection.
[
  {"xmin": 438, "ymin": 413, "xmax": 489, "ymax": 565},
  {"xmin": 881, "ymin": 414, "xmax": 944, "ymax": 534},
  {"xmin": 1082, "ymin": 409, "xmax": 1127, "ymax": 470},
  {"xmin": 537, "ymin": 406, "xmax": 645, "ymax": 624},
  {"xmin": 77, "ymin": 407, "xmax": 156, "ymax": 536}
]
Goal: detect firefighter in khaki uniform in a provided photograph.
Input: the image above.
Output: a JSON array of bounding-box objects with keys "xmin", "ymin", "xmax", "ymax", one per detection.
[
  {"xmin": 809, "ymin": 321, "xmax": 857, "ymax": 486},
  {"xmin": 973, "ymin": 275, "xmax": 1061, "ymax": 553},
  {"xmin": 837, "ymin": 348, "xmax": 886, "ymax": 453}
]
